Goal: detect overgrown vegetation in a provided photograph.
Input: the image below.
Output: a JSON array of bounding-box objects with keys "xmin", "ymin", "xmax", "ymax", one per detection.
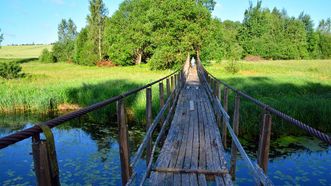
[
  {"xmin": 0, "ymin": 59, "xmax": 172, "ymax": 124},
  {"xmin": 0, "ymin": 61, "xmax": 24, "ymax": 79}
]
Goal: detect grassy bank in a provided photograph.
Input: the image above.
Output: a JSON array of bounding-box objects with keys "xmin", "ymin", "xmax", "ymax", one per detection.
[
  {"xmin": 0, "ymin": 59, "xmax": 173, "ymax": 124},
  {"xmin": 205, "ymin": 60, "xmax": 331, "ymax": 138},
  {"xmin": 0, "ymin": 45, "xmax": 52, "ymax": 58}
]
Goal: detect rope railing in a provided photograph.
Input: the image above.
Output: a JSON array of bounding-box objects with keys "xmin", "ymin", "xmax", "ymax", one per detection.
[
  {"xmin": 0, "ymin": 70, "xmax": 179, "ymax": 149},
  {"xmin": 202, "ymin": 66, "xmax": 331, "ymax": 145}
]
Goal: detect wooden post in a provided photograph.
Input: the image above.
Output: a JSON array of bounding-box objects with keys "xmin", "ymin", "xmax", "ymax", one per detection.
[
  {"xmin": 32, "ymin": 133, "xmax": 60, "ymax": 186},
  {"xmin": 257, "ymin": 112, "xmax": 272, "ymax": 173},
  {"xmin": 171, "ymin": 76, "xmax": 174, "ymax": 91},
  {"xmin": 230, "ymin": 95, "xmax": 240, "ymax": 180},
  {"xmin": 222, "ymin": 87, "xmax": 228, "ymax": 148},
  {"xmin": 146, "ymin": 87, "xmax": 152, "ymax": 169},
  {"xmin": 117, "ymin": 100, "xmax": 130, "ymax": 185},
  {"xmin": 166, "ymin": 78, "xmax": 171, "ymax": 98},
  {"xmin": 159, "ymin": 82, "xmax": 165, "ymax": 124}
]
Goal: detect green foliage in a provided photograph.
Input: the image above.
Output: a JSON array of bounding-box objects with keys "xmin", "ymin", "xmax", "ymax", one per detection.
[
  {"xmin": 52, "ymin": 19, "xmax": 78, "ymax": 62},
  {"xmin": 87, "ymin": 0, "xmax": 108, "ymax": 61},
  {"xmin": 39, "ymin": 48, "xmax": 57, "ymax": 63},
  {"xmin": 105, "ymin": 0, "xmax": 211, "ymax": 69},
  {"xmin": 238, "ymin": 1, "xmax": 308, "ymax": 60},
  {"xmin": 0, "ymin": 62, "xmax": 24, "ymax": 79},
  {"xmin": 224, "ymin": 60, "xmax": 239, "ymax": 74}
]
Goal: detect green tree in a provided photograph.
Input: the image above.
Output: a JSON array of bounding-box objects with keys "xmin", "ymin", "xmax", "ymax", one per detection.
[
  {"xmin": 317, "ymin": 18, "xmax": 331, "ymax": 59},
  {"xmin": 88, "ymin": 0, "xmax": 108, "ymax": 61},
  {"xmin": 52, "ymin": 19, "xmax": 78, "ymax": 62}
]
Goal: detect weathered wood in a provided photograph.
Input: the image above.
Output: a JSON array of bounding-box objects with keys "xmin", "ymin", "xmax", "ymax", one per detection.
[
  {"xmin": 257, "ymin": 113, "xmax": 272, "ymax": 173},
  {"xmin": 32, "ymin": 126, "xmax": 60, "ymax": 186},
  {"xmin": 166, "ymin": 78, "xmax": 171, "ymax": 98},
  {"xmin": 117, "ymin": 100, "xmax": 130, "ymax": 185},
  {"xmin": 229, "ymin": 95, "xmax": 240, "ymax": 180},
  {"xmin": 149, "ymin": 66, "xmax": 232, "ymax": 186},
  {"xmin": 159, "ymin": 82, "xmax": 165, "ymax": 124},
  {"xmin": 153, "ymin": 168, "xmax": 228, "ymax": 175},
  {"xmin": 146, "ymin": 87, "xmax": 152, "ymax": 170},
  {"xmin": 222, "ymin": 87, "xmax": 229, "ymax": 148},
  {"xmin": 32, "ymin": 140, "xmax": 52, "ymax": 186},
  {"xmin": 171, "ymin": 76, "xmax": 174, "ymax": 91}
]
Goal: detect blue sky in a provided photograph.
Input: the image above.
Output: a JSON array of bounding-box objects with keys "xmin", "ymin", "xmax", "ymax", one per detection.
[{"xmin": 0, "ymin": 0, "xmax": 330, "ymax": 45}]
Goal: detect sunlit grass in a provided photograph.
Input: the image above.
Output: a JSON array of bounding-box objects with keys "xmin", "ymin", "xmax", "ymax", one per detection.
[
  {"xmin": 0, "ymin": 60, "xmax": 173, "ymax": 124},
  {"xmin": 0, "ymin": 45, "xmax": 52, "ymax": 58},
  {"xmin": 205, "ymin": 60, "xmax": 331, "ymax": 136}
]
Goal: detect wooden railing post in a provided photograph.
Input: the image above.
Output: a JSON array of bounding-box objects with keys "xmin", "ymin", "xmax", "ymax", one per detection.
[
  {"xmin": 146, "ymin": 87, "xmax": 152, "ymax": 169},
  {"xmin": 159, "ymin": 82, "xmax": 164, "ymax": 124},
  {"xmin": 230, "ymin": 94, "xmax": 240, "ymax": 180},
  {"xmin": 117, "ymin": 100, "xmax": 131, "ymax": 185},
  {"xmin": 171, "ymin": 76, "xmax": 174, "ymax": 91},
  {"xmin": 222, "ymin": 87, "xmax": 229, "ymax": 148},
  {"xmin": 257, "ymin": 112, "xmax": 272, "ymax": 173},
  {"xmin": 166, "ymin": 78, "xmax": 171, "ymax": 98},
  {"xmin": 32, "ymin": 129, "xmax": 60, "ymax": 186}
]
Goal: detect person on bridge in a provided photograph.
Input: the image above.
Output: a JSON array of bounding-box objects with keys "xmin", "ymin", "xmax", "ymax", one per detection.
[{"xmin": 190, "ymin": 57, "xmax": 196, "ymax": 67}]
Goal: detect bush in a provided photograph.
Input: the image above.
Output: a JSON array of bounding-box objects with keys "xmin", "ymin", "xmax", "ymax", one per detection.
[
  {"xmin": 39, "ymin": 49, "xmax": 57, "ymax": 63},
  {"xmin": 225, "ymin": 60, "xmax": 239, "ymax": 74},
  {"xmin": 0, "ymin": 62, "xmax": 25, "ymax": 79}
]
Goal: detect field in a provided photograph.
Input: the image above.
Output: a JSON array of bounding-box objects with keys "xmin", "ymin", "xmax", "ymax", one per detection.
[
  {"xmin": 0, "ymin": 45, "xmax": 52, "ymax": 58},
  {"xmin": 205, "ymin": 60, "xmax": 331, "ymax": 137},
  {"xmin": 0, "ymin": 59, "xmax": 173, "ymax": 124}
]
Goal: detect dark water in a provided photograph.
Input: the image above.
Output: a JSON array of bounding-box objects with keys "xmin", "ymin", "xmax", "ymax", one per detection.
[{"xmin": 0, "ymin": 113, "xmax": 330, "ymax": 185}]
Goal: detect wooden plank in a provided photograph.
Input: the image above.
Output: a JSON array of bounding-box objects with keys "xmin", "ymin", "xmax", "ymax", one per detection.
[
  {"xmin": 202, "ymin": 98, "xmax": 225, "ymax": 186},
  {"xmin": 197, "ymin": 100, "xmax": 208, "ymax": 186}
]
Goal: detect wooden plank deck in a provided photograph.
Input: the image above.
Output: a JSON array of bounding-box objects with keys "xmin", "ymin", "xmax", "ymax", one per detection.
[{"xmin": 149, "ymin": 67, "xmax": 233, "ymax": 186}]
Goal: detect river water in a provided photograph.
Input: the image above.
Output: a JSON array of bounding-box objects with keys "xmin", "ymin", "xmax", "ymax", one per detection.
[{"xmin": 0, "ymin": 113, "xmax": 330, "ymax": 185}]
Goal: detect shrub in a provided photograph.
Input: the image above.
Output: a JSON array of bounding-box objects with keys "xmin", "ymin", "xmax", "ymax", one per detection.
[
  {"xmin": 39, "ymin": 48, "xmax": 57, "ymax": 63},
  {"xmin": 225, "ymin": 60, "xmax": 239, "ymax": 74},
  {"xmin": 0, "ymin": 62, "xmax": 25, "ymax": 79}
]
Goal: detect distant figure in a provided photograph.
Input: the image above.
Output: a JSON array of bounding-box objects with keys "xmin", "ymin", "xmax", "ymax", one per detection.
[{"xmin": 190, "ymin": 57, "xmax": 195, "ymax": 67}]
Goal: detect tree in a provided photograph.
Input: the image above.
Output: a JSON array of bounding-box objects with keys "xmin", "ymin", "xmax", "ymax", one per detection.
[
  {"xmin": 52, "ymin": 19, "xmax": 78, "ymax": 62},
  {"xmin": 298, "ymin": 12, "xmax": 319, "ymax": 58},
  {"xmin": 105, "ymin": 0, "xmax": 211, "ymax": 69},
  {"xmin": 87, "ymin": 0, "xmax": 108, "ymax": 61},
  {"xmin": 317, "ymin": 19, "xmax": 331, "ymax": 59},
  {"xmin": 0, "ymin": 29, "xmax": 3, "ymax": 48}
]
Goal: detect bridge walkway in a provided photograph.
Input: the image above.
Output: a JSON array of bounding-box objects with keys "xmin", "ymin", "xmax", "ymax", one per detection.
[{"xmin": 149, "ymin": 67, "xmax": 233, "ymax": 186}]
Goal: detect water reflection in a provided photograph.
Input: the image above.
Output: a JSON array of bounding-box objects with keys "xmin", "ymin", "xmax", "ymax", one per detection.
[
  {"xmin": 0, "ymin": 113, "xmax": 145, "ymax": 185},
  {"xmin": 0, "ymin": 113, "xmax": 330, "ymax": 185}
]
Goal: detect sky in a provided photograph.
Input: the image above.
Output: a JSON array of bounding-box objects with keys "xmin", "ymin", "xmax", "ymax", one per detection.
[{"xmin": 0, "ymin": 0, "xmax": 330, "ymax": 45}]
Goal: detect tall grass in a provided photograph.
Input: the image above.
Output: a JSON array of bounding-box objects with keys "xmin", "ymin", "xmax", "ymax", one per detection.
[
  {"xmin": 0, "ymin": 60, "xmax": 173, "ymax": 126},
  {"xmin": 205, "ymin": 60, "xmax": 331, "ymax": 138}
]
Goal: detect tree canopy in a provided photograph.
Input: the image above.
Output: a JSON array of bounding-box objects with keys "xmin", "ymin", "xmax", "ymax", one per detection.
[{"xmin": 42, "ymin": 0, "xmax": 331, "ymax": 68}]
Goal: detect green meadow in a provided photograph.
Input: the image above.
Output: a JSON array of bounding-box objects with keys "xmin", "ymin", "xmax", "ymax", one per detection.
[
  {"xmin": 0, "ymin": 45, "xmax": 52, "ymax": 59},
  {"xmin": 205, "ymin": 60, "xmax": 331, "ymax": 138},
  {"xmin": 0, "ymin": 58, "xmax": 172, "ymax": 124}
]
